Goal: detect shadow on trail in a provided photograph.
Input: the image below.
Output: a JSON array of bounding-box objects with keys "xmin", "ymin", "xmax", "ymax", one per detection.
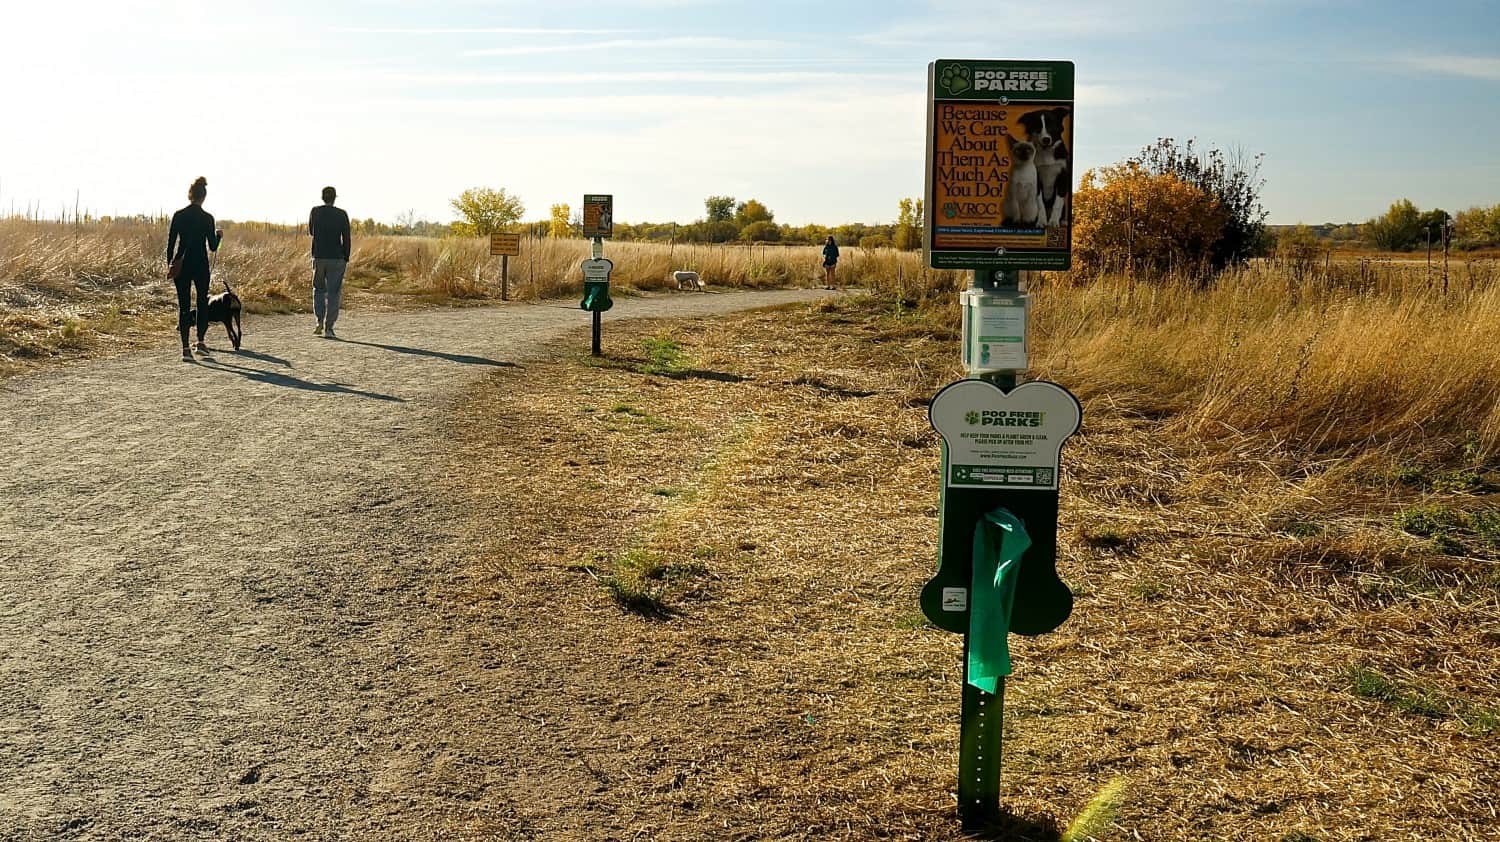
[
  {"xmin": 338, "ymin": 339, "xmax": 516, "ymax": 368},
  {"xmin": 232, "ymin": 348, "xmax": 293, "ymax": 368},
  {"xmin": 199, "ymin": 358, "xmax": 405, "ymax": 402}
]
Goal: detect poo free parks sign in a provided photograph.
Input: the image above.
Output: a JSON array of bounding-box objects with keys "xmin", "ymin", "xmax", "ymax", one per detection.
[{"xmin": 924, "ymin": 59, "xmax": 1074, "ymax": 271}]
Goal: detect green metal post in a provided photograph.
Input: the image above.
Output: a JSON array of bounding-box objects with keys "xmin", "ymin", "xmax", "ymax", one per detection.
[
  {"xmin": 958, "ymin": 663, "xmax": 1005, "ymax": 830},
  {"xmin": 592, "ymin": 236, "xmax": 604, "ymax": 356},
  {"xmin": 954, "ymin": 266, "xmax": 1021, "ymax": 830}
]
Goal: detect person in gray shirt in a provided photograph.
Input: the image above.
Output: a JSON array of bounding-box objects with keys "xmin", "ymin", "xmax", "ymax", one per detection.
[{"xmin": 309, "ymin": 186, "xmax": 351, "ymax": 338}]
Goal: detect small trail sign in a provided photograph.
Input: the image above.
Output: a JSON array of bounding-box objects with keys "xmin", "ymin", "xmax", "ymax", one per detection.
[
  {"xmin": 582, "ymin": 194, "xmax": 613, "ymax": 239},
  {"xmin": 489, "ymin": 232, "xmax": 520, "ymax": 256},
  {"xmin": 925, "ymin": 59, "xmax": 1075, "ymax": 271}
]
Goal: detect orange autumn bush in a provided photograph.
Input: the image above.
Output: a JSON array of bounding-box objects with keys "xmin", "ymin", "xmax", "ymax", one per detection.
[{"xmin": 1072, "ymin": 164, "xmax": 1226, "ymax": 279}]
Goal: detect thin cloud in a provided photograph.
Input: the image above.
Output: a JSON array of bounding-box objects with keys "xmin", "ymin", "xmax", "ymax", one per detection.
[
  {"xmin": 857, "ymin": 0, "xmax": 1203, "ymax": 45},
  {"xmin": 1398, "ymin": 54, "xmax": 1500, "ymax": 81},
  {"xmin": 337, "ymin": 27, "xmax": 639, "ymax": 35},
  {"xmin": 351, "ymin": 69, "xmax": 911, "ymax": 86},
  {"xmin": 339, "ymin": 88, "xmax": 917, "ymax": 118},
  {"xmin": 464, "ymin": 36, "xmax": 792, "ymax": 57}
]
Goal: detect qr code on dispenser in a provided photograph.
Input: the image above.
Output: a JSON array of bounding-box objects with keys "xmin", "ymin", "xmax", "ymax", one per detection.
[{"xmin": 1036, "ymin": 469, "xmax": 1055, "ymax": 485}]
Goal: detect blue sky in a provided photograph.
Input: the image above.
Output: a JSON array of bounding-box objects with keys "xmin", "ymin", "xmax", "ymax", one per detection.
[{"xmin": 2, "ymin": 0, "xmax": 1497, "ymax": 226}]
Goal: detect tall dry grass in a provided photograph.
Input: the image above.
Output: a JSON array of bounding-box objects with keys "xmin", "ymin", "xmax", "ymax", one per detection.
[
  {"xmin": 0, "ymin": 218, "xmax": 960, "ymax": 306},
  {"xmin": 857, "ymin": 255, "xmax": 1500, "ymax": 464},
  {"xmin": 1026, "ymin": 267, "xmax": 1500, "ymax": 461},
  {"xmin": 4, "ymin": 217, "xmax": 1499, "ymax": 465},
  {"xmin": 349, "ymin": 235, "xmax": 968, "ymax": 300},
  {"xmin": 0, "ymin": 218, "xmax": 958, "ymax": 368}
]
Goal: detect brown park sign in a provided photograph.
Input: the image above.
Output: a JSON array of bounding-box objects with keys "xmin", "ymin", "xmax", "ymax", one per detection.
[{"xmin": 489, "ymin": 232, "xmax": 521, "ymax": 256}]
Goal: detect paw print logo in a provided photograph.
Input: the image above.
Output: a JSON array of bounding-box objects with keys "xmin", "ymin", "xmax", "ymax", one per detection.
[
  {"xmin": 965, "ymin": 411, "xmax": 981, "ymax": 425},
  {"xmin": 943, "ymin": 202, "xmax": 959, "ymax": 219},
  {"xmin": 940, "ymin": 64, "xmax": 972, "ymax": 96}
]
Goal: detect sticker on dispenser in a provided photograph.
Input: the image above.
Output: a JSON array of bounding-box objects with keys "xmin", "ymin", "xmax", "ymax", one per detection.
[{"xmin": 942, "ymin": 587, "xmax": 969, "ymax": 612}]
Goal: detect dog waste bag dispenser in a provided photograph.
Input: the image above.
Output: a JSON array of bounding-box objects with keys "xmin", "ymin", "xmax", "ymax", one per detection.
[
  {"xmin": 922, "ymin": 378, "xmax": 1082, "ymax": 829},
  {"xmin": 921, "ymin": 56, "xmax": 1081, "ymax": 831},
  {"xmin": 580, "ymin": 257, "xmax": 613, "ymax": 313},
  {"xmin": 960, "ymin": 287, "xmax": 1027, "ymax": 375}
]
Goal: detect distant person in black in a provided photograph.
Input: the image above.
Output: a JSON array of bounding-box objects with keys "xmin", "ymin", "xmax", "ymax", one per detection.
[
  {"xmin": 166, "ymin": 176, "xmax": 223, "ymax": 360},
  {"xmin": 822, "ymin": 235, "xmax": 840, "ymax": 289},
  {"xmin": 309, "ymin": 186, "xmax": 351, "ymax": 339}
]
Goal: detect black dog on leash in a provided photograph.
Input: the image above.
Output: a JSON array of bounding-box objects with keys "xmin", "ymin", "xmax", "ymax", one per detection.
[{"xmin": 190, "ymin": 279, "xmax": 243, "ymax": 350}]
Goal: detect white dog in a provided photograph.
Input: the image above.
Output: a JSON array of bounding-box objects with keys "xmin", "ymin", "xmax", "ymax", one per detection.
[{"xmin": 1002, "ymin": 132, "xmax": 1044, "ymax": 228}]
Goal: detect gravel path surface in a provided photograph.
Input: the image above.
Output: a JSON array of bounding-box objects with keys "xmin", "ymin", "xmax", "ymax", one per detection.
[{"xmin": 0, "ymin": 290, "xmax": 829, "ymax": 840}]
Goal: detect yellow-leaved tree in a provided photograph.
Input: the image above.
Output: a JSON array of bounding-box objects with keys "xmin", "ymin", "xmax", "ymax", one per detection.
[
  {"xmin": 894, "ymin": 197, "xmax": 924, "ymax": 251},
  {"xmin": 449, "ymin": 187, "xmax": 525, "ymax": 236},
  {"xmin": 549, "ymin": 203, "xmax": 573, "ymax": 238}
]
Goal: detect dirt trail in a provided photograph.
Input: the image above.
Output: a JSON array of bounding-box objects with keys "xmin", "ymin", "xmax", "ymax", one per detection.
[{"xmin": 0, "ymin": 290, "xmax": 829, "ymax": 840}]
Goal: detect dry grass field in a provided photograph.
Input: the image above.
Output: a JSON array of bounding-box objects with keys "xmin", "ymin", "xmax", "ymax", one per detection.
[
  {"xmin": 439, "ymin": 300, "xmax": 1496, "ymax": 839},
  {"xmin": 3, "ymin": 217, "xmax": 1497, "ymax": 836},
  {"xmin": 0, "ymin": 219, "xmax": 960, "ymax": 374}
]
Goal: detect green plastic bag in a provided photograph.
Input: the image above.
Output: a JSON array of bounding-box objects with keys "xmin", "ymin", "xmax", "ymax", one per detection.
[
  {"xmin": 967, "ymin": 508, "xmax": 1030, "ymax": 693},
  {"xmin": 580, "ymin": 280, "xmax": 613, "ymax": 312}
]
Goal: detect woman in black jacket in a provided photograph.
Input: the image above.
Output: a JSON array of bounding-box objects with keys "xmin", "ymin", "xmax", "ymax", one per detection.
[
  {"xmin": 166, "ymin": 177, "xmax": 223, "ymax": 360},
  {"xmin": 821, "ymin": 235, "xmax": 840, "ymax": 289}
]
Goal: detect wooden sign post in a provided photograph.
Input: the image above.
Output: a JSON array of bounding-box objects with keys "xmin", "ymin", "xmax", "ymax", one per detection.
[{"xmin": 490, "ymin": 232, "xmax": 521, "ymax": 300}]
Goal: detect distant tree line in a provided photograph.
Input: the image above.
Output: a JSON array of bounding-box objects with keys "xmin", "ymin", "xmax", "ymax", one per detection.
[
  {"xmin": 435, "ymin": 189, "xmax": 927, "ymax": 248},
  {"xmin": 1073, "ymin": 136, "xmax": 1500, "ymax": 283},
  {"xmin": 603, "ymin": 195, "xmax": 925, "ymax": 249},
  {"xmin": 1267, "ymin": 200, "xmax": 1500, "ymax": 254}
]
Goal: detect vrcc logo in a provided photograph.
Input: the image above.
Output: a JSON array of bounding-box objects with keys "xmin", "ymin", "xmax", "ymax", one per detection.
[{"xmin": 948, "ymin": 201, "xmax": 1002, "ymax": 217}]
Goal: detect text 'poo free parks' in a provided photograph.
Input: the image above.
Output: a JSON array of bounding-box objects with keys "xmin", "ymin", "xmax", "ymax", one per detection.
[{"xmin": 925, "ymin": 59, "xmax": 1075, "ymax": 270}]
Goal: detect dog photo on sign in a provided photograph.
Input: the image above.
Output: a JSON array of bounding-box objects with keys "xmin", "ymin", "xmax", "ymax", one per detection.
[{"xmin": 1018, "ymin": 106, "xmax": 1071, "ymax": 229}]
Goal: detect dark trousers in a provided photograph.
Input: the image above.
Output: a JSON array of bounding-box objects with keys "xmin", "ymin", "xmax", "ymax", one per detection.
[{"xmin": 175, "ymin": 267, "xmax": 210, "ymax": 347}]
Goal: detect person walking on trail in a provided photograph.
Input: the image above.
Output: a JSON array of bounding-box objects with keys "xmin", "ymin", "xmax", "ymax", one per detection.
[
  {"xmin": 309, "ymin": 186, "xmax": 351, "ymax": 339},
  {"xmin": 166, "ymin": 177, "xmax": 224, "ymax": 361},
  {"xmin": 822, "ymin": 235, "xmax": 840, "ymax": 289}
]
